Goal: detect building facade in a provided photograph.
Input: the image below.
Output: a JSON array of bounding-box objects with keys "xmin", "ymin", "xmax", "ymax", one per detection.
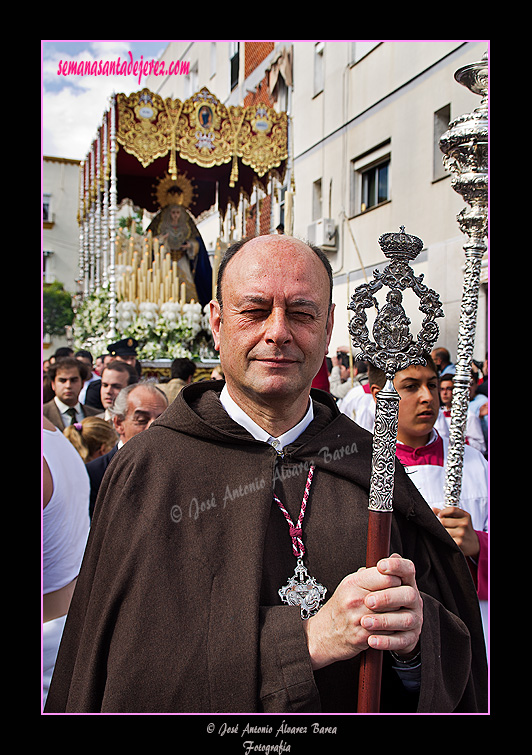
[
  {"xmin": 43, "ymin": 42, "xmax": 488, "ymax": 360},
  {"xmin": 43, "ymin": 155, "xmax": 82, "ymax": 351},
  {"xmin": 145, "ymin": 40, "xmax": 488, "ymax": 362}
]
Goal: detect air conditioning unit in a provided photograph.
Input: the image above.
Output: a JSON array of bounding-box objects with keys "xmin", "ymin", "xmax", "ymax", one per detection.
[{"xmin": 307, "ymin": 218, "xmax": 337, "ymax": 251}]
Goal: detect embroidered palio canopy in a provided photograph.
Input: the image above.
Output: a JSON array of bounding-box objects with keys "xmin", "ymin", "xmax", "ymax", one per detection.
[
  {"xmin": 75, "ymin": 86, "xmax": 289, "ymax": 340},
  {"xmin": 79, "ymin": 87, "xmax": 288, "ymax": 221}
]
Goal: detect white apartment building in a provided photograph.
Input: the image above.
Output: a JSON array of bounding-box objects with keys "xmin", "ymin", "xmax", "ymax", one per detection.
[
  {"xmin": 43, "ymin": 155, "xmax": 82, "ymax": 352},
  {"xmin": 146, "ymin": 40, "xmax": 488, "ymax": 362},
  {"xmin": 43, "ymin": 155, "xmax": 81, "ymax": 292}
]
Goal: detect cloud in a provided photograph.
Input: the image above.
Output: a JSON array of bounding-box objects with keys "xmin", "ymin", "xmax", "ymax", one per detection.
[{"xmin": 42, "ymin": 41, "xmax": 164, "ymax": 160}]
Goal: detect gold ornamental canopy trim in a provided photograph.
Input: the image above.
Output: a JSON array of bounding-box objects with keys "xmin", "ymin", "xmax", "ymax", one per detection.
[{"xmin": 116, "ymin": 87, "xmax": 288, "ymax": 185}]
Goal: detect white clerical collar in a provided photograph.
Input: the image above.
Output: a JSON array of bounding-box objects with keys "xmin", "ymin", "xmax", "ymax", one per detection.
[
  {"xmin": 220, "ymin": 384, "xmax": 314, "ymax": 453},
  {"xmin": 396, "ymin": 428, "xmax": 439, "ymax": 447}
]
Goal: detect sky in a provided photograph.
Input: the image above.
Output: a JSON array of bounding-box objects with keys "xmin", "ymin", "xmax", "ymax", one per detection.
[{"xmin": 42, "ymin": 40, "xmax": 170, "ymax": 160}]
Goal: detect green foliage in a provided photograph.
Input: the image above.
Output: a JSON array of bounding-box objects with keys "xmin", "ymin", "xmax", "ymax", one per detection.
[
  {"xmin": 43, "ymin": 281, "xmax": 74, "ymax": 336},
  {"xmin": 118, "ymin": 210, "xmax": 143, "ymax": 236}
]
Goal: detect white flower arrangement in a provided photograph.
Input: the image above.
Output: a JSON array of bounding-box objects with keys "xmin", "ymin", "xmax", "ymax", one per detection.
[{"xmin": 73, "ymin": 286, "xmax": 216, "ymax": 360}]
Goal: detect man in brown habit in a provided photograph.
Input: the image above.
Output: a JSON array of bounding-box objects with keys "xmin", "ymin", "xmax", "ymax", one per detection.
[{"xmin": 45, "ymin": 235, "xmax": 487, "ymax": 713}]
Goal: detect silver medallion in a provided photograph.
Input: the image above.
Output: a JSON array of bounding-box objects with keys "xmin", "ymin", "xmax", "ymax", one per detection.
[{"xmin": 278, "ymin": 558, "xmax": 327, "ymax": 619}]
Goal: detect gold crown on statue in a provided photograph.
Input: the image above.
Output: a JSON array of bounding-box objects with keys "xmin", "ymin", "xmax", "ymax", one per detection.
[{"xmin": 153, "ymin": 172, "xmax": 196, "ymax": 210}]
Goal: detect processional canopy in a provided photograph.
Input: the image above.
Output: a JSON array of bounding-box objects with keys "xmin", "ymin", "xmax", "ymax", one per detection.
[
  {"xmin": 75, "ymin": 86, "xmax": 289, "ymax": 345},
  {"xmin": 80, "ymin": 86, "xmax": 288, "ymax": 223}
]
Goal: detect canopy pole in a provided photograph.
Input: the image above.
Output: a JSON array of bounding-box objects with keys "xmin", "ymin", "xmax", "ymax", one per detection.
[
  {"xmin": 108, "ymin": 93, "xmax": 118, "ymax": 340},
  {"xmin": 439, "ymin": 51, "xmax": 488, "ymax": 507}
]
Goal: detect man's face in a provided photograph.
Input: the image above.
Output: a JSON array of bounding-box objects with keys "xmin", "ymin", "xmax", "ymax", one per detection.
[
  {"xmin": 114, "ymin": 387, "xmax": 168, "ymax": 443},
  {"xmin": 100, "ymin": 368, "xmax": 129, "ymax": 408},
  {"xmin": 394, "ymin": 365, "xmax": 439, "ymax": 447},
  {"xmin": 52, "ymin": 367, "xmax": 83, "ymax": 407},
  {"xmin": 440, "ymin": 380, "xmax": 453, "ymax": 408},
  {"xmin": 115, "ymin": 354, "xmax": 137, "ymax": 367},
  {"xmin": 430, "ymin": 350, "xmax": 442, "ymax": 368},
  {"xmin": 210, "ymin": 236, "xmax": 334, "ymax": 408}
]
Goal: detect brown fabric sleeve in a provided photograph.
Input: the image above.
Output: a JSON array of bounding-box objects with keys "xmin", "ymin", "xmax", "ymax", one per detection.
[{"xmin": 258, "ymin": 605, "xmax": 321, "ymax": 712}]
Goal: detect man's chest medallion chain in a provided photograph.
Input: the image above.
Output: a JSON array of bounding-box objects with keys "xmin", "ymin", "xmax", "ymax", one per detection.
[{"xmin": 274, "ymin": 465, "xmax": 327, "ymax": 619}]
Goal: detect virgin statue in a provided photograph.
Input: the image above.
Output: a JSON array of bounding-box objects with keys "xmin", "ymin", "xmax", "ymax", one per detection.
[{"xmin": 147, "ymin": 189, "xmax": 212, "ymax": 308}]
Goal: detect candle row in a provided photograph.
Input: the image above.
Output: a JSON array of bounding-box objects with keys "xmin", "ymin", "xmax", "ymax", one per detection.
[{"xmin": 115, "ymin": 229, "xmax": 187, "ymax": 306}]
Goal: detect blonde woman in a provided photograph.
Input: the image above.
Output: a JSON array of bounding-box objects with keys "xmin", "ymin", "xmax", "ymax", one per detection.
[{"xmin": 63, "ymin": 416, "xmax": 118, "ymax": 463}]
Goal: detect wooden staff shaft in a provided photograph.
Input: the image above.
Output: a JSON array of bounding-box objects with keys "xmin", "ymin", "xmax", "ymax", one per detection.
[
  {"xmin": 357, "ymin": 379, "xmax": 398, "ymax": 712},
  {"xmin": 357, "ymin": 510, "xmax": 392, "ymax": 712}
]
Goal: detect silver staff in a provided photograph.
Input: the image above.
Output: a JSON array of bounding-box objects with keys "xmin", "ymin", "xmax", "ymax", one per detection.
[
  {"xmin": 439, "ymin": 51, "xmax": 488, "ymax": 507},
  {"xmin": 348, "ymin": 226, "xmax": 444, "ymax": 712}
]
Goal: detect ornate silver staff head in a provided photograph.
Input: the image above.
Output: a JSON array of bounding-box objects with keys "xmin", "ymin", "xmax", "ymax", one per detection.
[
  {"xmin": 348, "ymin": 226, "xmax": 444, "ymax": 380},
  {"xmin": 439, "ymin": 52, "xmax": 488, "ymax": 238},
  {"xmin": 348, "ymin": 227, "xmax": 444, "ymax": 515},
  {"xmin": 438, "ymin": 51, "xmax": 488, "ymax": 508}
]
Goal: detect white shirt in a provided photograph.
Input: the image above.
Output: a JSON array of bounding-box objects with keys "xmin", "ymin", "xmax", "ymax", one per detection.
[
  {"xmin": 219, "ymin": 385, "xmax": 313, "ymax": 454},
  {"xmin": 434, "ymin": 406, "xmax": 486, "ymax": 455},
  {"xmin": 396, "ymin": 428, "xmax": 489, "ymax": 643},
  {"xmin": 396, "ymin": 429, "xmax": 488, "ymax": 534},
  {"xmin": 43, "ymin": 427, "xmax": 90, "ymax": 593},
  {"xmin": 337, "ymin": 383, "xmax": 375, "ymax": 432},
  {"xmin": 54, "ymin": 396, "xmax": 83, "ymax": 426}
]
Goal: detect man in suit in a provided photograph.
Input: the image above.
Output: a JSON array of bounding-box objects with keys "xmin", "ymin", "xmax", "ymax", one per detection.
[
  {"xmin": 43, "ymin": 357, "xmax": 101, "ymax": 431},
  {"xmin": 85, "ymin": 360, "xmax": 137, "ymax": 415},
  {"xmin": 85, "ymin": 337, "xmax": 141, "ymax": 410},
  {"xmin": 86, "ymin": 382, "xmax": 168, "ymax": 517}
]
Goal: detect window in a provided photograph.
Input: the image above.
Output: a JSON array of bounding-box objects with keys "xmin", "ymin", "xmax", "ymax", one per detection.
[
  {"xmin": 314, "ymin": 42, "xmax": 324, "ymax": 96},
  {"xmin": 43, "ymin": 249, "xmax": 54, "ymax": 282},
  {"xmin": 312, "ymin": 179, "xmax": 322, "ymax": 221},
  {"xmin": 210, "ymin": 42, "xmax": 217, "ymax": 79},
  {"xmin": 433, "ymin": 104, "xmax": 451, "ymax": 181},
  {"xmin": 361, "ymin": 161, "xmax": 389, "ymax": 211},
  {"xmin": 351, "ymin": 142, "xmax": 391, "ymax": 215},
  {"xmin": 278, "ymin": 185, "xmax": 286, "ymax": 228},
  {"xmin": 230, "ymin": 42, "xmax": 239, "ymax": 91},
  {"xmin": 43, "ymin": 193, "xmax": 52, "ymax": 223},
  {"xmin": 185, "ymin": 62, "xmax": 198, "ymax": 98},
  {"xmin": 276, "ymin": 75, "xmax": 288, "ymax": 111}
]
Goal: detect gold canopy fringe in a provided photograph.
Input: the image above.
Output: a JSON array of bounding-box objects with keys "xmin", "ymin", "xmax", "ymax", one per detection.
[{"xmin": 117, "ymin": 87, "xmax": 287, "ymax": 182}]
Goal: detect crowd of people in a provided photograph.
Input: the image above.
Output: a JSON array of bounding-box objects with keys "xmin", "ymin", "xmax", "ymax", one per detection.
[
  {"xmin": 42, "ymin": 234, "xmax": 488, "ymax": 714},
  {"xmin": 328, "ymin": 346, "xmax": 488, "ymax": 459}
]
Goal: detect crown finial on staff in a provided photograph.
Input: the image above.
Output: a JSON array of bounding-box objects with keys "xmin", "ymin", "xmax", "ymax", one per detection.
[
  {"xmin": 348, "ymin": 226, "xmax": 444, "ymax": 380},
  {"xmin": 378, "ymin": 225, "xmax": 424, "ymax": 262}
]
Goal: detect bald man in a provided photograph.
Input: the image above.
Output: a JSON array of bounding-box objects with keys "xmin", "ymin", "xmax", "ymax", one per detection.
[{"xmin": 46, "ymin": 235, "xmax": 487, "ymax": 714}]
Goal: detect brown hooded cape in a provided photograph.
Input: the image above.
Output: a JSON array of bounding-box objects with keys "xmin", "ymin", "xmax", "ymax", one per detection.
[{"xmin": 45, "ymin": 381, "xmax": 488, "ymax": 713}]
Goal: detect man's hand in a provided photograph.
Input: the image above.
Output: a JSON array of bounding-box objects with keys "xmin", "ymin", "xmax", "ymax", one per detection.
[
  {"xmin": 303, "ymin": 554, "xmax": 423, "ymax": 670},
  {"xmin": 433, "ymin": 506, "xmax": 480, "ymax": 558}
]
